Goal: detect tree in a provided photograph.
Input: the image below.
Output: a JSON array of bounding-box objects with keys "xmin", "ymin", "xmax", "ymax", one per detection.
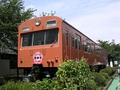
[
  {"xmin": 40, "ymin": 11, "xmax": 56, "ymax": 16},
  {"xmin": 0, "ymin": 0, "xmax": 36, "ymax": 48},
  {"xmin": 98, "ymin": 40, "xmax": 120, "ymax": 66}
]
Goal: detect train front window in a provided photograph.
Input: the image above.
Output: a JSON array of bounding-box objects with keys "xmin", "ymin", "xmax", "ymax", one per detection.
[
  {"xmin": 22, "ymin": 33, "xmax": 32, "ymax": 47},
  {"xmin": 22, "ymin": 28, "xmax": 58, "ymax": 47},
  {"xmin": 46, "ymin": 29, "xmax": 58, "ymax": 44},
  {"xmin": 33, "ymin": 31, "xmax": 44, "ymax": 45}
]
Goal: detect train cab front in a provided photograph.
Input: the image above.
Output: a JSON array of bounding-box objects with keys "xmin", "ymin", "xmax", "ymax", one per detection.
[{"xmin": 18, "ymin": 16, "xmax": 63, "ymax": 79}]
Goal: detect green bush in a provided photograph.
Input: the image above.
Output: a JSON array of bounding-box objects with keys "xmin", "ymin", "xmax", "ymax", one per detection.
[
  {"xmin": 96, "ymin": 86, "xmax": 103, "ymax": 90},
  {"xmin": 0, "ymin": 81, "xmax": 33, "ymax": 90},
  {"xmin": 87, "ymin": 80, "xmax": 97, "ymax": 90},
  {"xmin": 0, "ymin": 62, "xmax": 117, "ymax": 90},
  {"xmin": 92, "ymin": 72, "xmax": 106, "ymax": 86},
  {"xmin": 112, "ymin": 67, "xmax": 117, "ymax": 74},
  {"xmin": 100, "ymin": 67, "xmax": 117, "ymax": 76},
  {"xmin": 100, "ymin": 72, "xmax": 110, "ymax": 80},
  {"xmin": 32, "ymin": 79, "xmax": 57, "ymax": 90},
  {"xmin": 100, "ymin": 67, "xmax": 112, "ymax": 76},
  {"xmin": 56, "ymin": 58, "xmax": 91, "ymax": 90}
]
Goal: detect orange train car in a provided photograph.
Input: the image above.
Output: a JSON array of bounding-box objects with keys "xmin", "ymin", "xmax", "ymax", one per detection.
[{"xmin": 18, "ymin": 16, "xmax": 107, "ymax": 77}]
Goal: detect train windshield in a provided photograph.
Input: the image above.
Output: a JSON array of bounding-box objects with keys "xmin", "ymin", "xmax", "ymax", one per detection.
[{"xmin": 22, "ymin": 28, "xmax": 58, "ymax": 47}]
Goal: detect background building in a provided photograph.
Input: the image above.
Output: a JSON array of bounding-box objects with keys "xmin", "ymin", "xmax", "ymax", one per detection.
[{"xmin": 0, "ymin": 47, "xmax": 23, "ymax": 77}]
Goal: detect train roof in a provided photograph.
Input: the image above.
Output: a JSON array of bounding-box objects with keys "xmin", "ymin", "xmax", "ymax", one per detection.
[
  {"xmin": 62, "ymin": 19, "xmax": 101, "ymax": 48},
  {"xmin": 20, "ymin": 16, "xmax": 102, "ymax": 49}
]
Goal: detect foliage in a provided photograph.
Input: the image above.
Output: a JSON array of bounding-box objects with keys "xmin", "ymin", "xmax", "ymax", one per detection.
[
  {"xmin": 0, "ymin": 62, "xmax": 117, "ymax": 90},
  {"xmin": 0, "ymin": 0, "xmax": 36, "ymax": 48},
  {"xmin": 56, "ymin": 58, "xmax": 91, "ymax": 90},
  {"xmin": 0, "ymin": 81, "xmax": 33, "ymax": 90},
  {"xmin": 87, "ymin": 80, "xmax": 97, "ymax": 90},
  {"xmin": 99, "ymin": 72, "xmax": 110, "ymax": 80},
  {"xmin": 92, "ymin": 72, "xmax": 106, "ymax": 87},
  {"xmin": 98, "ymin": 40, "xmax": 120, "ymax": 65},
  {"xmin": 32, "ymin": 79, "xmax": 57, "ymax": 90},
  {"xmin": 40, "ymin": 11, "xmax": 56, "ymax": 16},
  {"xmin": 100, "ymin": 66, "xmax": 116, "ymax": 76}
]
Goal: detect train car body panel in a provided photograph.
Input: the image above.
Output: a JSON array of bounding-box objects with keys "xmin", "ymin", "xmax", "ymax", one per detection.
[
  {"xmin": 18, "ymin": 16, "xmax": 107, "ymax": 77},
  {"xmin": 61, "ymin": 20, "xmax": 107, "ymax": 65},
  {"xmin": 18, "ymin": 16, "xmax": 63, "ymax": 68}
]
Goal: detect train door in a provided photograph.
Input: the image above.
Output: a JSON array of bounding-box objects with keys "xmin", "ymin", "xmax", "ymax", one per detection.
[{"xmin": 70, "ymin": 34, "xmax": 79, "ymax": 60}]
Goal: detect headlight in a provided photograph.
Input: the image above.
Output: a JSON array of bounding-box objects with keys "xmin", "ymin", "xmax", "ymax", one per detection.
[{"xmin": 35, "ymin": 18, "xmax": 41, "ymax": 26}]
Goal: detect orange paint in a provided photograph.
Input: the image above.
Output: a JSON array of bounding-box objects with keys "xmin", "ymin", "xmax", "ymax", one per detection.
[{"xmin": 18, "ymin": 16, "xmax": 107, "ymax": 69}]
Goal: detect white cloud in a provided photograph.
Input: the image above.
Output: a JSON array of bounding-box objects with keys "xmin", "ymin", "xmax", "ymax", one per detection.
[
  {"xmin": 24, "ymin": 0, "xmax": 120, "ymax": 44},
  {"xmin": 68, "ymin": 1, "xmax": 120, "ymax": 43}
]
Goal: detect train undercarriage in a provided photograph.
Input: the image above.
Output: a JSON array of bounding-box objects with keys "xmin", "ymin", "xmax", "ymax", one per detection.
[
  {"xmin": 22, "ymin": 64, "xmax": 57, "ymax": 81},
  {"xmin": 22, "ymin": 64, "xmax": 106, "ymax": 82}
]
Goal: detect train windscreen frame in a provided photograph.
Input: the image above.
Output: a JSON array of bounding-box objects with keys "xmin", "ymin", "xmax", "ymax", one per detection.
[{"xmin": 22, "ymin": 28, "xmax": 58, "ymax": 47}]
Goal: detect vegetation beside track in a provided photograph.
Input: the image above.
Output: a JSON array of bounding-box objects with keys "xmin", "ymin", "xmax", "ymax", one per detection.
[{"xmin": 0, "ymin": 58, "xmax": 117, "ymax": 90}]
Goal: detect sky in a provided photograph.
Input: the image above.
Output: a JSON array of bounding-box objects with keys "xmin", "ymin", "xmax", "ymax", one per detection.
[{"xmin": 24, "ymin": 0, "xmax": 120, "ymax": 44}]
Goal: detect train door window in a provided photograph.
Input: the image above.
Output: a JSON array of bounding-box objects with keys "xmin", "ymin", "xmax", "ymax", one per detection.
[
  {"xmin": 66, "ymin": 31, "xmax": 69, "ymax": 46},
  {"xmin": 22, "ymin": 33, "xmax": 32, "ymax": 47},
  {"xmin": 75, "ymin": 36, "xmax": 77, "ymax": 49},
  {"xmin": 95, "ymin": 48, "xmax": 99, "ymax": 55},
  {"xmin": 82, "ymin": 40, "xmax": 87, "ymax": 52},
  {"xmin": 84, "ymin": 41, "xmax": 87, "ymax": 52},
  {"xmin": 72, "ymin": 35, "xmax": 75, "ymax": 48},
  {"xmin": 77, "ymin": 37, "xmax": 81, "ymax": 50},
  {"xmin": 82, "ymin": 40, "xmax": 84, "ymax": 50},
  {"xmin": 91, "ymin": 44, "xmax": 95, "ymax": 54},
  {"xmin": 87, "ymin": 43, "xmax": 90, "ymax": 53}
]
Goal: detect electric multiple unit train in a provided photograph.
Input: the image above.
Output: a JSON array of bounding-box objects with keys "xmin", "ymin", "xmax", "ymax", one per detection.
[{"xmin": 18, "ymin": 16, "xmax": 107, "ymax": 78}]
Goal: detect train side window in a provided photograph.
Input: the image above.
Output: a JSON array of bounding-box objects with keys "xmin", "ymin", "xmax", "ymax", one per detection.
[
  {"xmin": 82, "ymin": 40, "xmax": 87, "ymax": 52},
  {"xmin": 84, "ymin": 41, "xmax": 87, "ymax": 52},
  {"xmin": 95, "ymin": 48, "xmax": 99, "ymax": 55},
  {"xmin": 22, "ymin": 33, "xmax": 32, "ymax": 47},
  {"xmin": 87, "ymin": 43, "xmax": 90, "ymax": 53},
  {"xmin": 75, "ymin": 36, "xmax": 77, "ymax": 49},
  {"xmin": 91, "ymin": 44, "xmax": 95, "ymax": 54},
  {"xmin": 66, "ymin": 31, "xmax": 69, "ymax": 46},
  {"xmin": 72, "ymin": 35, "xmax": 75, "ymax": 48},
  {"xmin": 77, "ymin": 38, "xmax": 80, "ymax": 50},
  {"xmin": 82, "ymin": 40, "xmax": 84, "ymax": 50}
]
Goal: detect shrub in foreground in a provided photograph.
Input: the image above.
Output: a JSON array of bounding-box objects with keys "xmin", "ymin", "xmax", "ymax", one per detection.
[
  {"xmin": 92, "ymin": 72, "xmax": 106, "ymax": 87},
  {"xmin": 100, "ymin": 66, "xmax": 116, "ymax": 76},
  {"xmin": 0, "ymin": 81, "xmax": 33, "ymax": 90},
  {"xmin": 87, "ymin": 80, "xmax": 97, "ymax": 90},
  {"xmin": 0, "ymin": 60, "xmax": 117, "ymax": 90},
  {"xmin": 32, "ymin": 79, "xmax": 57, "ymax": 90},
  {"xmin": 56, "ymin": 58, "xmax": 91, "ymax": 90}
]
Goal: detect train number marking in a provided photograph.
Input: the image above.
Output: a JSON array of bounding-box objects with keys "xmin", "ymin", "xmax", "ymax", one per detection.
[{"xmin": 33, "ymin": 52, "xmax": 43, "ymax": 64}]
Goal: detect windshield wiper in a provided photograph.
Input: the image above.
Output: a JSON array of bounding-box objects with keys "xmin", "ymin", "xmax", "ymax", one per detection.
[{"xmin": 51, "ymin": 40, "xmax": 57, "ymax": 47}]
